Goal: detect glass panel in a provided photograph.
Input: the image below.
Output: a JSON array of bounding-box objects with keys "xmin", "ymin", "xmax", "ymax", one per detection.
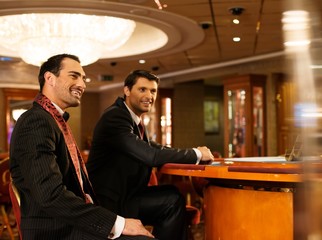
[
  {"xmin": 253, "ymin": 86, "xmax": 264, "ymax": 156},
  {"xmin": 160, "ymin": 97, "xmax": 172, "ymax": 147},
  {"xmin": 142, "ymin": 104, "xmax": 157, "ymax": 141},
  {"xmin": 227, "ymin": 89, "xmax": 246, "ymax": 157}
]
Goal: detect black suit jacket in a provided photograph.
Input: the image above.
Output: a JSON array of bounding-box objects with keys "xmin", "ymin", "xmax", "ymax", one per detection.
[
  {"xmin": 9, "ymin": 102, "xmax": 117, "ymax": 240},
  {"xmin": 86, "ymin": 97, "xmax": 197, "ymax": 217}
]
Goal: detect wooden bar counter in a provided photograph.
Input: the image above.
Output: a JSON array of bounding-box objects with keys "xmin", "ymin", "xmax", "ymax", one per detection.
[{"xmin": 160, "ymin": 158, "xmax": 322, "ymax": 240}]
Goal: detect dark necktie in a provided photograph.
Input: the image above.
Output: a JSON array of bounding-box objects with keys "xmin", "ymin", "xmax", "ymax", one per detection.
[
  {"xmin": 138, "ymin": 121, "xmax": 145, "ymax": 139},
  {"xmin": 63, "ymin": 112, "xmax": 70, "ymax": 121}
]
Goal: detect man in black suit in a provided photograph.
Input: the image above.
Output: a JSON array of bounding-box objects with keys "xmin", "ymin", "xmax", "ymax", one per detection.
[
  {"xmin": 9, "ymin": 55, "xmax": 155, "ymax": 240},
  {"xmin": 86, "ymin": 70, "xmax": 214, "ymax": 240}
]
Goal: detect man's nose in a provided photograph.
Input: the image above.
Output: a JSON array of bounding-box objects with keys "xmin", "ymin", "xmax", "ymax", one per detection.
[
  {"xmin": 147, "ymin": 91, "xmax": 154, "ymax": 98},
  {"xmin": 78, "ymin": 78, "xmax": 86, "ymax": 89}
]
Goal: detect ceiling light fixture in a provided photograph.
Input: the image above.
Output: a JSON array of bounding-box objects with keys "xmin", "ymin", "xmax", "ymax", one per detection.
[
  {"xmin": 154, "ymin": 0, "xmax": 165, "ymax": 10},
  {"xmin": 232, "ymin": 19, "xmax": 240, "ymax": 24},
  {"xmin": 0, "ymin": 13, "xmax": 136, "ymax": 66},
  {"xmin": 0, "ymin": 0, "xmax": 205, "ymax": 91},
  {"xmin": 229, "ymin": 7, "xmax": 245, "ymax": 16},
  {"xmin": 229, "ymin": 7, "xmax": 244, "ymax": 25}
]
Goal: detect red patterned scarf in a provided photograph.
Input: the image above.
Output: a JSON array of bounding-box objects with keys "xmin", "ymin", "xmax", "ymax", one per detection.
[{"xmin": 35, "ymin": 93, "xmax": 93, "ymax": 204}]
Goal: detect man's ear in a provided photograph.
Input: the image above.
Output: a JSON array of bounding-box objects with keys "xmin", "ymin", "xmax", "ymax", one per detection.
[
  {"xmin": 44, "ymin": 71, "xmax": 55, "ymax": 87},
  {"xmin": 124, "ymin": 86, "xmax": 130, "ymax": 97}
]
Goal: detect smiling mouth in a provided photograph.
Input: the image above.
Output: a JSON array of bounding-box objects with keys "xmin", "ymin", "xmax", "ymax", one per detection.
[
  {"xmin": 71, "ymin": 90, "xmax": 82, "ymax": 99},
  {"xmin": 142, "ymin": 101, "xmax": 152, "ymax": 106}
]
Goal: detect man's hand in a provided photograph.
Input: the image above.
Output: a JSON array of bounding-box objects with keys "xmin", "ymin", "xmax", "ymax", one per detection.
[
  {"xmin": 197, "ymin": 146, "xmax": 215, "ymax": 162},
  {"xmin": 122, "ymin": 218, "xmax": 154, "ymax": 238}
]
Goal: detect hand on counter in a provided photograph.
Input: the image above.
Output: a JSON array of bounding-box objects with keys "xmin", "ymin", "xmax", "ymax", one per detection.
[{"xmin": 197, "ymin": 146, "xmax": 215, "ymax": 162}]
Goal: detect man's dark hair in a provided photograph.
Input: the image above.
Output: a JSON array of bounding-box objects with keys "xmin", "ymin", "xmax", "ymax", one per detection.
[
  {"xmin": 38, "ymin": 54, "xmax": 80, "ymax": 92},
  {"xmin": 123, "ymin": 70, "xmax": 160, "ymax": 99}
]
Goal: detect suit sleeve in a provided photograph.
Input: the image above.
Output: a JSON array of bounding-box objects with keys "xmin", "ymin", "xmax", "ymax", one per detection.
[{"xmin": 94, "ymin": 108, "xmax": 197, "ymax": 167}]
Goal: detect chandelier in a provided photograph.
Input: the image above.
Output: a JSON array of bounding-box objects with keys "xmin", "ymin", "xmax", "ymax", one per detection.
[{"xmin": 0, "ymin": 13, "xmax": 136, "ymax": 66}]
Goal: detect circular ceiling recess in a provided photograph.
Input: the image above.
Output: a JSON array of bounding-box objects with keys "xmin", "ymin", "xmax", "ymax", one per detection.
[{"xmin": 0, "ymin": 0, "xmax": 205, "ymax": 62}]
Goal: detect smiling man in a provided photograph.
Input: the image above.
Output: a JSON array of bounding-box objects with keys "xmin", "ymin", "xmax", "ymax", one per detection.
[
  {"xmin": 86, "ymin": 70, "xmax": 214, "ymax": 240},
  {"xmin": 9, "ymin": 56, "xmax": 155, "ymax": 240}
]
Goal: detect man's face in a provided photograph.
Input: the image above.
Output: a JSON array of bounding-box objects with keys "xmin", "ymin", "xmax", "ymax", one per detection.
[
  {"xmin": 47, "ymin": 58, "xmax": 86, "ymax": 109},
  {"xmin": 124, "ymin": 77, "xmax": 158, "ymax": 117}
]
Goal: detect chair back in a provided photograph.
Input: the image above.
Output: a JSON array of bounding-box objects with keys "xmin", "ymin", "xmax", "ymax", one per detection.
[
  {"xmin": 0, "ymin": 157, "xmax": 16, "ymax": 239},
  {"xmin": 0, "ymin": 157, "xmax": 22, "ymax": 239},
  {"xmin": 0, "ymin": 157, "xmax": 10, "ymax": 203},
  {"xmin": 9, "ymin": 181, "xmax": 21, "ymax": 238},
  {"xmin": 148, "ymin": 168, "xmax": 158, "ymax": 186}
]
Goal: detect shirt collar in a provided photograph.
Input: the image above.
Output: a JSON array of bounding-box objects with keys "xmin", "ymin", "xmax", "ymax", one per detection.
[
  {"xmin": 124, "ymin": 102, "xmax": 141, "ymax": 125},
  {"xmin": 51, "ymin": 102, "xmax": 64, "ymax": 116}
]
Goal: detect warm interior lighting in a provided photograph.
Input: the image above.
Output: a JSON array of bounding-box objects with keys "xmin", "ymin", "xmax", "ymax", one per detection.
[
  {"xmin": 232, "ymin": 19, "xmax": 240, "ymax": 24},
  {"xmin": 12, "ymin": 109, "xmax": 27, "ymax": 121},
  {"xmin": 0, "ymin": 13, "xmax": 136, "ymax": 66},
  {"xmin": 282, "ymin": 10, "xmax": 310, "ymax": 49},
  {"xmin": 310, "ymin": 65, "xmax": 322, "ymax": 69}
]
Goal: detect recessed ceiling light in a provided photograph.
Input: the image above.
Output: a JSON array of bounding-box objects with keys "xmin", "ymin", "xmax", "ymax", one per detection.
[
  {"xmin": 233, "ymin": 37, "xmax": 241, "ymax": 42},
  {"xmin": 233, "ymin": 19, "xmax": 240, "ymax": 24},
  {"xmin": 139, "ymin": 59, "xmax": 146, "ymax": 64}
]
